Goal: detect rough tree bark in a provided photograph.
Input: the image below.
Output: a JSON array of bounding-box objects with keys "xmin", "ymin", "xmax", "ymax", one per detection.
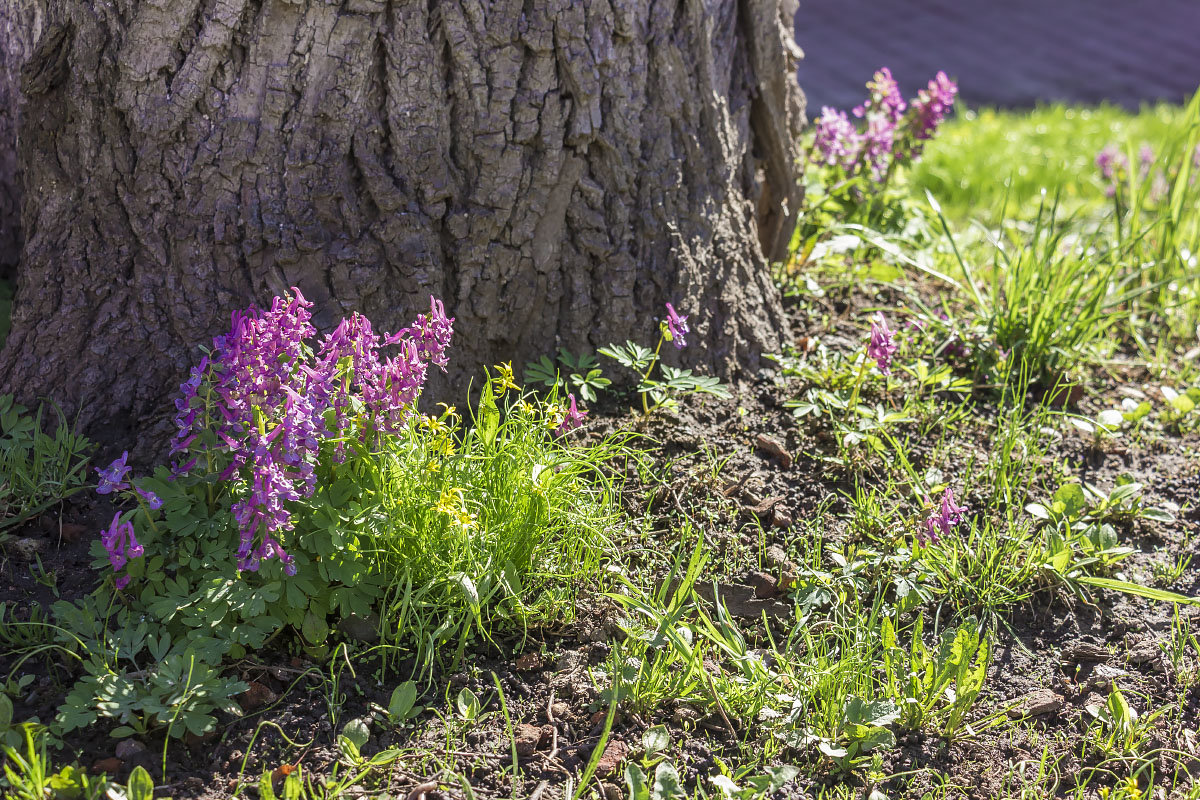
[
  {"xmin": 0, "ymin": 0, "xmax": 39, "ymax": 279},
  {"xmin": 0, "ymin": 0, "xmax": 804, "ymax": 446}
]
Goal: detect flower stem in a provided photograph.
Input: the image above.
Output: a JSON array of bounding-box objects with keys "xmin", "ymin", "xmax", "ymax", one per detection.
[
  {"xmin": 847, "ymin": 354, "xmax": 869, "ymax": 417},
  {"xmin": 640, "ymin": 333, "xmax": 666, "ymax": 416}
]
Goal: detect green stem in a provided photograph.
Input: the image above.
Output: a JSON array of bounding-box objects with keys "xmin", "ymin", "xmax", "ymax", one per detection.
[
  {"xmin": 639, "ymin": 333, "xmax": 666, "ymax": 416},
  {"xmin": 846, "ymin": 353, "xmax": 869, "ymax": 417}
]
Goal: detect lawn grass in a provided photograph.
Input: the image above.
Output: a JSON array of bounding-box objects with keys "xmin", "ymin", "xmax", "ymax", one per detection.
[{"xmin": 911, "ymin": 102, "xmax": 1189, "ymax": 223}]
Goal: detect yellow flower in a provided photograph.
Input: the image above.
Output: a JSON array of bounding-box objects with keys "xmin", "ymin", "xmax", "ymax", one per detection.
[
  {"xmin": 493, "ymin": 362, "xmax": 520, "ymax": 397},
  {"xmin": 435, "ymin": 487, "xmax": 476, "ymax": 529}
]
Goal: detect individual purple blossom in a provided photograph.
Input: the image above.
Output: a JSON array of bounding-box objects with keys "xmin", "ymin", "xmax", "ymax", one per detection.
[
  {"xmin": 96, "ymin": 452, "xmax": 132, "ymax": 495},
  {"xmin": 100, "ymin": 512, "xmax": 143, "ymax": 588},
  {"xmin": 135, "ymin": 486, "xmax": 163, "ymax": 511},
  {"xmin": 1138, "ymin": 144, "xmax": 1155, "ymax": 175},
  {"xmin": 557, "ymin": 394, "xmax": 587, "ymax": 435},
  {"xmin": 866, "ymin": 313, "xmax": 899, "ymax": 374},
  {"xmin": 921, "ymin": 488, "xmax": 969, "ymax": 545},
  {"xmin": 664, "ymin": 303, "xmax": 689, "ymax": 349}
]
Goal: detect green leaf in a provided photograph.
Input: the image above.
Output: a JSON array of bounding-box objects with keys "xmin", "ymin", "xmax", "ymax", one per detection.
[
  {"xmin": 259, "ymin": 771, "xmax": 278, "ymax": 800},
  {"xmin": 388, "ymin": 681, "xmax": 419, "ymax": 722},
  {"xmin": 651, "ymin": 762, "xmax": 685, "ymax": 800},
  {"xmin": 301, "ymin": 612, "xmax": 329, "ymax": 645},
  {"xmin": 478, "ymin": 390, "xmax": 500, "ymax": 448},
  {"xmin": 127, "ymin": 766, "xmax": 155, "ymax": 800},
  {"xmin": 1078, "ymin": 576, "xmax": 1200, "ymax": 606},
  {"xmin": 456, "ymin": 688, "xmax": 480, "ymax": 721},
  {"xmin": 641, "ymin": 725, "xmax": 670, "ymax": 755},
  {"xmin": 341, "ymin": 717, "xmax": 371, "ymax": 751},
  {"xmin": 625, "ymin": 763, "xmax": 649, "ymax": 800},
  {"xmin": 1052, "ymin": 483, "xmax": 1087, "ymax": 519}
]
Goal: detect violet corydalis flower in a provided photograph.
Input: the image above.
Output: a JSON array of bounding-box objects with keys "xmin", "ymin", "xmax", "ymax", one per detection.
[
  {"xmin": 557, "ymin": 393, "xmax": 588, "ymax": 435},
  {"xmin": 135, "ymin": 486, "xmax": 163, "ymax": 511},
  {"xmin": 921, "ymin": 488, "xmax": 969, "ymax": 545},
  {"xmin": 664, "ymin": 303, "xmax": 689, "ymax": 349},
  {"xmin": 866, "ymin": 312, "xmax": 899, "ymax": 374},
  {"xmin": 100, "ymin": 512, "xmax": 143, "ymax": 589},
  {"xmin": 96, "ymin": 452, "xmax": 132, "ymax": 495}
]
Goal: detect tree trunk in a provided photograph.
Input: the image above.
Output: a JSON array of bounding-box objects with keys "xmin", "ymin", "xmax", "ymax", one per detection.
[
  {"xmin": 0, "ymin": 0, "xmax": 39, "ymax": 279},
  {"xmin": 0, "ymin": 0, "xmax": 804, "ymax": 448}
]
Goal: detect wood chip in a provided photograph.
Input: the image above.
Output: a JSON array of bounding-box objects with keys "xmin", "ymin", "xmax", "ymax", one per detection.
[
  {"xmin": 1065, "ymin": 641, "xmax": 1111, "ymax": 663},
  {"xmin": 755, "ymin": 434, "xmax": 793, "ymax": 469}
]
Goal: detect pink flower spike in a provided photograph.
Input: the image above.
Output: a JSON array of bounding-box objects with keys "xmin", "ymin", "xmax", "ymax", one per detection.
[
  {"xmin": 664, "ymin": 303, "xmax": 689, "ymax": 349},
  {"xmin": 866, "ymin": 312, "xmax": 899, "ymax": 374},
  {"xmin": 919, "ymin": 487, "xmax": 969, "ymax": 545},
  {"xmin": 557, "ymin": 394, "xmax": 588, "ymax": 435}
]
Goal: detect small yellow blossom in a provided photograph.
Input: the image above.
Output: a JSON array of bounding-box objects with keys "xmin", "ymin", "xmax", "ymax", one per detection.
[{"xmin": 493, "ymin": 362, "xmax": 520, "ymax": 397}]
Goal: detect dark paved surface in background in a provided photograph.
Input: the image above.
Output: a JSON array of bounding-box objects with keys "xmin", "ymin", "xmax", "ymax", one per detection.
[{"xmin": 795, "ymin": 0, "xmax": 1200, "ymax": 112}]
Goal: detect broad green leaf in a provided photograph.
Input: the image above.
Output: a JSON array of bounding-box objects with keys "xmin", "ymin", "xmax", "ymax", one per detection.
[
  {"xmin": 652, "ymin": 762, "xmax": 685, "ymax": 800},
  {"xmin": 341, "ymin": 717, "xmax": 371, "ymax": 751},
  {"xmin": 641, "ymin": 725, "xmax": 670, "ymax": 755},
  {"xmin": 127, "ymin": 766, "xmax": 155, "ymax": 800},
  {"xmin": 388, "ymin": 681, "xmax": 418, "ymax": 721}
]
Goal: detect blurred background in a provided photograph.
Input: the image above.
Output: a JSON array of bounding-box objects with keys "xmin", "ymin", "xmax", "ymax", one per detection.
[{"xmin": 795, "ymin": 0, "xmax": 1200, "ymax": 111}]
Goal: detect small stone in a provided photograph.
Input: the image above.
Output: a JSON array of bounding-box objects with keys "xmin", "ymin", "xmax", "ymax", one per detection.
[
  {"xmin": 754, "ymin": 434, "xmax": 793, "ymax": 469},
  {"xmin": 771, "ymin": 507, "xmax": 792, "ymax": 528},
  {"xmin": 557, "ymin": 650, "xmax": 587, "ymax": 672},
  {"xmin": 10, "ymin": 537, "xmax": 47, "ymax": 561},
  {"xmin": 1126, "ymin": 641, "xmax": 1161, "ymax": 665},
  {"xmin": 59, "ymin": 522, "xmax": 88, "ymax": 542},
  {"xmin": 593, "ymin": 739, "xmax": 630, "ymax": 776},
  {"xmin": 92, "ymin": 757, "xmax": 122, "ymax": 775},
  {"xmin": 513, "ymin": 723, "xmax": 543, "ymax": 757},
  {"xmin": 515, "ymin": 652, "xmax": 542, "ymax": 671},
  {"xmin": 336, "ymin": 613, "xmax": 380, "ymax": 642},
  {"xmin": 550, "ymin": 701, "xmax": 569, "ymax": 720},
  {"xmin": 1006, "ymin": 688, "xmax": 1064, "ymax": 719},
  {"xmin": 764, "ymin": 544, "xmax": 798, "ymax": 580},
  {"xmin": 238, "ymin": 681, "xmax": 277, "ymax": 711},
  {"xmin": 600, "ymin": 782, "xmax": 624, "ymax": 800},
  {"xmin": 114, "ymin": 740, "xmax": 146, "ymax": 760},
  {"xmin": 746, "ymin": 571, "xmax": 780, "ymax": 599},
  {"xmin": 1087, "ymin": 664, "xmax": 1127, "ymax": 690}
]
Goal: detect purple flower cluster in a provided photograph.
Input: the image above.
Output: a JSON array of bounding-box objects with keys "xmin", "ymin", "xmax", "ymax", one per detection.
[
  {"xmin": 867, "ymin": 313, "xmax": 899, "ymax": 374},
  {"xmin": 810, "ymin": 68, "xmax": 958, "ymax": 181},
  {"xmin": 170, "ymin": 288, "xmax": 454, "ymax": 576},
  {"xmin": 921, "ymin": 488, "xmax": 969, "ymax": 545},
  {"xmin": 101, "ymin": 512, "xmax": 143, "ymax": 589},
  {"xmin": 903, "ymin": 72, "xmax": 958, "ymax": 155},
  {"xmin": 812, "ymin": 107, "xmax": 860, "ymax": 170},
  {"xmin": 853, "ymin": 68, "xmax": 907, "ymax": 177}
]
